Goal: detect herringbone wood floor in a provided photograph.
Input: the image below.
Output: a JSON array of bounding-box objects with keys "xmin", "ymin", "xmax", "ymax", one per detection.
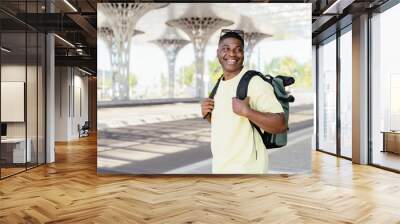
[{"xmin": 1, "ymin": 134, "xmax": 400, "ymax": 224}]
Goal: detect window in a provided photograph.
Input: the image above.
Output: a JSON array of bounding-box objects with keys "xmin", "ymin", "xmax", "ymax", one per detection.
[
  {"xmin": 339, "ymin": 29, "xmax": 352, "ymax": 158},
  {"xmin": 317, "ymin": 36, "xmax": 337, "ymax": 154},
  {"xmin": 370, "ymin": 3, "xmax": 400, "ymax": 171}
]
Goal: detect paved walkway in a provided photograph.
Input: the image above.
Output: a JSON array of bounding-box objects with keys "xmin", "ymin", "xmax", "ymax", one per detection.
[
  {"xmin": 164, "ymin": 126, "xmax": 313, "ymax": 174},
  {"xmin": 98, "ymin": 118, "xmax": 212, "ymax": 174},
  {"xmin": 98, "ymin": 103, "xmax": 313, "ymax": 174}
]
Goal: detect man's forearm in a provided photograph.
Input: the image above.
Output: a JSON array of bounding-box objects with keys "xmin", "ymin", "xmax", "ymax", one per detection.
[{"xmin": 244, "ymin": 109, "xmax": 286, "ymax": 134}]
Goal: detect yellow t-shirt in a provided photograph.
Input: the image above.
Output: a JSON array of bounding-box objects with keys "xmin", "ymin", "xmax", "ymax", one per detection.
[{"xmin": 211, "ymin": 69, "xmax": 284, "ymax": 174}]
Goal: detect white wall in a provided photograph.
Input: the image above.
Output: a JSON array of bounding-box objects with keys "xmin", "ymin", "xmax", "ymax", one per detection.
[
  {"xmin": 55, "ymin": 67, "xmax": 89, "ymax": 141},
  {"xmin": 55, "ymin": 66, "xmax": 70, "ymax": 141},
  {"xmin": 70, "ymin": 73, "xmax": 89, "ymax": 138}
]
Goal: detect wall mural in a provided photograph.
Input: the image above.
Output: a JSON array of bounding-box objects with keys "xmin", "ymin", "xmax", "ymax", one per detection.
[{"xmin": 97, "ymin": 3, "xmax": 312, "ymax": 175}]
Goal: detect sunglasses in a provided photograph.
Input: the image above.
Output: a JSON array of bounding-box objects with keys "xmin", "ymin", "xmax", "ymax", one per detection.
[{"xmin": 220, "ymin": 29, "xmax": 245, "ymax": 40}]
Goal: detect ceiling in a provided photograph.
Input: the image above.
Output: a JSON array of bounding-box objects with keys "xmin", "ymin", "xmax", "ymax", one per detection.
[
  {"xmin": 98, "ymin": 3, "xmax": 311, "ymax": 46},
  {"xmin": 0, "ymin": 0, "xmax": 392, "ymax": 75}
]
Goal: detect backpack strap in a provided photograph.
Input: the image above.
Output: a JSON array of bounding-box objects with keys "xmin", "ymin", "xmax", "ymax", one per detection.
[
  {"xmin": 236, "ymin": 71, "xmax": 293, "ymax": 148},
  {"xmin": 236, "ymin": 70, "xmax": 268, "ymax": 139},
  {"xmin": 236, "ymin": 70, "xmax": 271, "ymax": 100},
  {"xmin": 203, "ymin": 75, "xmax": 223, "ymax": 119},
  {"xmin": 209, "ymin": 75, "xmax": 223, "ymax": 99}
]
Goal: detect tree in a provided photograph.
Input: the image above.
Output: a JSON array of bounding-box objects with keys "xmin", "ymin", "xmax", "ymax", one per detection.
[
  {"xmin": 264, "ymin": 56, "xmax": 312, "ymax": 89},
  {"xmin": 128, "ymin": 74, "xmax": 138, "ymax": 89},
  {"xmin": 99, "ymin": 78, "xmax": 112, "ymax": 89},
  {"xmin": 128, "ymin": 74, "xmax": 138, "ymax": 98},
  {"xmin": 180, "ymin": 63, "xmax": 195, "ymax": 87},
  {"xmin": 160, "ymin": 72, "xmax": 168, "ymax": 95},
  {"xmin": 208, "ymin": 58, "xmax": 222, "ymax": 85}
]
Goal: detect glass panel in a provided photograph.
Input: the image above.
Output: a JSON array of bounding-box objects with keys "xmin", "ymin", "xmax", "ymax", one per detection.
[
  {"xmin": 0, "ymin": 1, "xmax": 46, "ymax": 178},
  {"xmin": 371, "ymin": 3, "xmax": 400, "ymax": 171},
  {"xmin": 26, "ymin": 0, "xmax": 40, "ymax": 170},
  {"xmin": 340, "ymin": 29, "xmax": 352, "ymax": 158},
  {"xmin": 38, "ymin": 32, "xmax": 45, "ymax": 165},
  {"xmin": 318, "ymin": 37, "xmax": 337, "ymax": 154},
  {"xmin": 1, "ymin": 30, "xmax": 27, "ymax": 177},
  {"xmin": 27, "ymin": 30, "xmax": 38, "ymax": 169}
]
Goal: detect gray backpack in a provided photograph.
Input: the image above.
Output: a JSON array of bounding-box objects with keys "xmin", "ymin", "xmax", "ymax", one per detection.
[{"xmin": 208, "ymin": 70, "xmax": 295, "ymax": 149}]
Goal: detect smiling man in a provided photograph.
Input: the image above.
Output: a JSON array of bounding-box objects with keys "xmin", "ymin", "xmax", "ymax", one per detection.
[{"xmin": 201, "ymin": 29, "xmax": 286, "ymax": 174}]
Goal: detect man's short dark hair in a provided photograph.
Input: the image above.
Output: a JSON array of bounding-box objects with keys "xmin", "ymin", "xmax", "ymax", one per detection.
[{"xmin": 219, "ymin": 31, "xmax": 244, "ymax": 48}]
